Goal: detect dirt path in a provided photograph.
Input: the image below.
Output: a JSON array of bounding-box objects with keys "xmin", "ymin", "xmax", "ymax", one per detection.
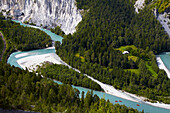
[{"xmin": 0, "ymin": 32, "xmax": 6, "ymax": 61}]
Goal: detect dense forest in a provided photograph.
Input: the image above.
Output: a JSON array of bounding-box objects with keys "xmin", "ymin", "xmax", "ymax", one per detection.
[
  {"xmin": 151, "ymin": 0, "xmax": 170, "ymax": 13},
  {"xmin": 50, "ymin": 26, "xmax": 65, "ymax": 37},
  {"xmin": 37, "ymin": 64, "xmax": 102, "ymax": 91},
  {"xmin": 0, "ymin": 13, "xmax": 4, "ymax": 56},
  {"xmin": 0, "ymin": 20, "xmax": 52, "ymax": 51},
  {"xmin": 0, "ymin": 14, "xmax": 52, "ymax": 62},
  {"xmin": 76, "ymin": 0, "xmax": 169, "ymax": 53},
  {"xmin": 0, "ymin": 63, "xmax": 143, "ymax": 113},
  {"xmin": 56, "ymin": 0, "xmax": 170, "ymax": 103},
  {"xmin": 0, "ymin": 0, "xmax": 170, "ymax": 111},
  {"xmin": 0, "ymin": 11, "xmax": 143, "ymax": 113}
]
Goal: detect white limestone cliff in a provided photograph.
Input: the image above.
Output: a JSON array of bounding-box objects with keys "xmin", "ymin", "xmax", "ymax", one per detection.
[
  {"xmin": 0, "ymin": 0, "xmax": 82, "ymax": 34},
  {"xmin": 134, "ymin": 0, "xmax": 145, "ymax": 13}
]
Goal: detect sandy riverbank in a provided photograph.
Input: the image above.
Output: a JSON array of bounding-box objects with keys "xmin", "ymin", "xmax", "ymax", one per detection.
[
  {"xmin": 15, "ymin": 52, "xmax": 170, "ymax": 110},
  {"xmin": 17, "ymin": 53, "xmax": 62, "ymax": 71},
  {"xmin": 156, "ymin": 56, "xmax": 170, "ymax": 78},
  {"xmin": 84, "ymin": 74, "xmax": 170, "ymax": 110},
  {"xmin": 15, "ymin": 47, "xmax": 55, "ymax": 58}
]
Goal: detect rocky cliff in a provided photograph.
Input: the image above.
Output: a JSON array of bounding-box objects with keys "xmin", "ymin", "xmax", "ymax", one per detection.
[
  {"xmin": 0, "ymin": 0, "xmax": 82, "ymax": 34},
  {"xmin": 134, "ymin": 0, "xmax": 145, "ymax": 13}
]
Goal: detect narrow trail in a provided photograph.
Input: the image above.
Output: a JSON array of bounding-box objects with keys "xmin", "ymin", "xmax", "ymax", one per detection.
[{"xmin": 0, "ymin": 32, "xmax": 6, "ymax": 61}]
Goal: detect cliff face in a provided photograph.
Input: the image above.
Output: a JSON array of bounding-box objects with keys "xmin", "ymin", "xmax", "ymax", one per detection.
[
  {"xmin": 0, "ymin": 0, "xmax": 82, "ymax": 34},
  {"xmin": 134, "ymin": 0, "xmax": 145, "ymax": 13}
]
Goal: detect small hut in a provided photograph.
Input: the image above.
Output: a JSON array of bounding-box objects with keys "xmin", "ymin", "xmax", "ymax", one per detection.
[{"xmin": 122, "ymin": 51, "xmax": 129, "ymax": 55}]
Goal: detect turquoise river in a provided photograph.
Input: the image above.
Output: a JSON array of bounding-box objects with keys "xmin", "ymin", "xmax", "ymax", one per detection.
[
  {"xmin": 7, "ymin": 20, "xmax": 170, "ymax": 113},
  {"xmin": 159, "ymin": 52, "xmax": 170, "ymax": 70}
]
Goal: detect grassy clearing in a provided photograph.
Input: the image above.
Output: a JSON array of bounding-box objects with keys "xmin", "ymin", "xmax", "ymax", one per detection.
[
  {"xmin": 128, "ymin": 56, "xmax": 138, "ymax": 62},
  {"xmin": 145, "ymin": 62, "xmax": 158, "ymax": 78},
  {"xmin": 75, "ymin": 53, "xmax": 85, "ymax": 62},
  {"xmin": 124, "ymin": 69, "xmax": 140, "ymax": 75},
  {"xmin": 116, "ymin": 45, "xmax": 139, "ymax": 62},
  {"xmin": 115, "ymin": 45, "xmax": 137, "ymax": 52},
  {"xmin": 103, "ymin": 67, "xmax": 113, "ymax": 72}
]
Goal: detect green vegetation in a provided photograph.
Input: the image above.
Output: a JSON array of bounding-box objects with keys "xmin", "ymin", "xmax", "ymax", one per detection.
[
  {"xmin": 0, "ymin": 13, "xmax": 143, "ymax": 113},
  {"xmin": 75, "ymin": 53, "xmax": 85, "ymax": 62},
  {"xmin": 145, "ymin": 0, "xmax": 169, "ymax": 13},
  {"xmin": 145, "ymin": 0, "xmax": 153, "ymax": 5},
  {"xmin": 51, "ymin": 26, "xmax": 65, "ymax": 37},
  {"xmin": 56, "ymin": 0, "xmax": 170, "ymax": 103},
  {"xmin": 128, "ymin": 56, "xmax": 138, "ymax": 62},
  {"xmin": 152, "ymin": 0, "xmax": 170, "ymax": 13},
  {"xmin": 0, "ymin": 0, "xmax": 170, "ymax": 111},
  {"xmin": 0, "ymin": 14, "xmax": 4, "ymax": 56},
  {"xmin": 37, "ymin": 64, "xmax": 102, "ymax": 91},
  {"xmin": 125, "ymin": 69, "xmax": 140, "ymax": 75},
  {"xmin": 145, "ymin": 62, "xmax": 158, "ymax": 78},
  {"xmin": 115, "ymin": 45, "xmax": 137, "ymax": 52},
  {"xmin": 0, "ymin": 12, "xmax": 5, "ymax": 20},
  {"xmin": 116, "ymin": 45, "xmax": 138, "ymax": 62},
  {"xmin": 0, "ymin": 63, "xmax": 143, "ymax": 113},
  {"xmin": 0, "ymin": 13, "xmax": 52, "ymax": 62},
  {"xmin": 116, "ymin": 45, "xmax": 158, "ymax": 77},
  {"xmin": 0, "ymin": 21, "xmax": 52, "ymax": 51},
  {"xmin": 0, "ymin": 34, "xmax": 3, "ymax": 55},
  {"xmin": 130, "ymin": 8, "xmax": 169, "ymax": 53}
]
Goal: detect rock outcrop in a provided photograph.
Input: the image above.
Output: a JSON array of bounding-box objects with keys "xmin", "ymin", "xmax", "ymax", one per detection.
[
  {"xmin": 0, "ymin": 0, "xmax": 82, "ymax": 34},
  {"xmin": 134, "ymin": 0, "xmax": 145, "ymax": 13}
]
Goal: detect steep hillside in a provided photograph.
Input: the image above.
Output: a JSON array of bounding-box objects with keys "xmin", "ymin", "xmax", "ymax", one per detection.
[
  {"xmin": 0, "ymin": 0, "xmax": 82, "ymax": 34},
  {"xmin": 152, "ymin": 0, "xmax": 170, "ymax": 13},
  {"xmin": 56, "ymin": 0, "xmax": 170, "ymax": 103},
  {"xmin": 0, "ymin": 63, "xmax": 142, "ymax": 113}
]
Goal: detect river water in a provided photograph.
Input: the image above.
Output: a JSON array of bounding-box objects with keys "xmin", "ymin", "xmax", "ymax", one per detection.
[
  {"xmin": 159, "ymin": 52, "xmax": 170, "ymax": 70},
  {"xmin": 7, "ymin": 20, "xmax": 170, "ymax": 113}
]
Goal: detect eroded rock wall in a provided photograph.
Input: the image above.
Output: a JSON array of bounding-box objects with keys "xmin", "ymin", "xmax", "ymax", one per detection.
[{"xmin": 0, "ymin": 0, "xmax": 82, "ymax": 34}]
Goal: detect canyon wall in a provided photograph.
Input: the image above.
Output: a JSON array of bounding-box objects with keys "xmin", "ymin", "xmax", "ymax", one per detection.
[{"xmin": 0, "ymin": 0, "xmax": 82, "ymax": 34}]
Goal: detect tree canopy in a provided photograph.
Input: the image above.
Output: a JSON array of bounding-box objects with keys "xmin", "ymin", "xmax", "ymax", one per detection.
[
  {"xmin": 0, "ymin": 63, "xmax": 143, "ymax": 113},
  {"xmin": 56, "ymin": 0, "xmax": 170, "ymax": 103}
]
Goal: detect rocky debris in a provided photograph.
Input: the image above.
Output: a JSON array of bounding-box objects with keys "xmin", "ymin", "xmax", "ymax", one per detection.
[{"xmin": 134, "ymin": 0, "xmax": 145, "ymax": 13}]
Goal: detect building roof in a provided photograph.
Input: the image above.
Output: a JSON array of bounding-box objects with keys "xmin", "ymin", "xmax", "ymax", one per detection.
[{"xmin": 122, "ymin": 51, "xmax": 129, "ymax": 54}]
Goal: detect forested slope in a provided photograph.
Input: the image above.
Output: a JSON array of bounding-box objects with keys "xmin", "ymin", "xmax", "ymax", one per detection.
[
  {"xmin": 151, "ymin": 0, "xmax": 170, "ymax": 13},
  {"xmin": 38, "ymin": 64, "xmax": 102, "ymax": 91},
  {"xmin": 0, "ymin": 35, "xmax": 3, "ymax": 56},
  {"xmin": 0, "ymin": 13, "xmax": 4, "ymax": 56},
  {"xmin": 129, "ymin": 8, "xmax": 170, "ymax": 53},
  {"xmin": 0, "ymin": 20, "xmax": 52, "ymax": 51},
  {"xmin": 56, "ymin": 0, "xmax": 170, "ymax": 103},
  {"xmin": 0, "ymin": 15, "xmax": 52, "ymax": 62},
  {"xmin": 0, "ymin": 63, "xmax": 143, "ymax": 113}
]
